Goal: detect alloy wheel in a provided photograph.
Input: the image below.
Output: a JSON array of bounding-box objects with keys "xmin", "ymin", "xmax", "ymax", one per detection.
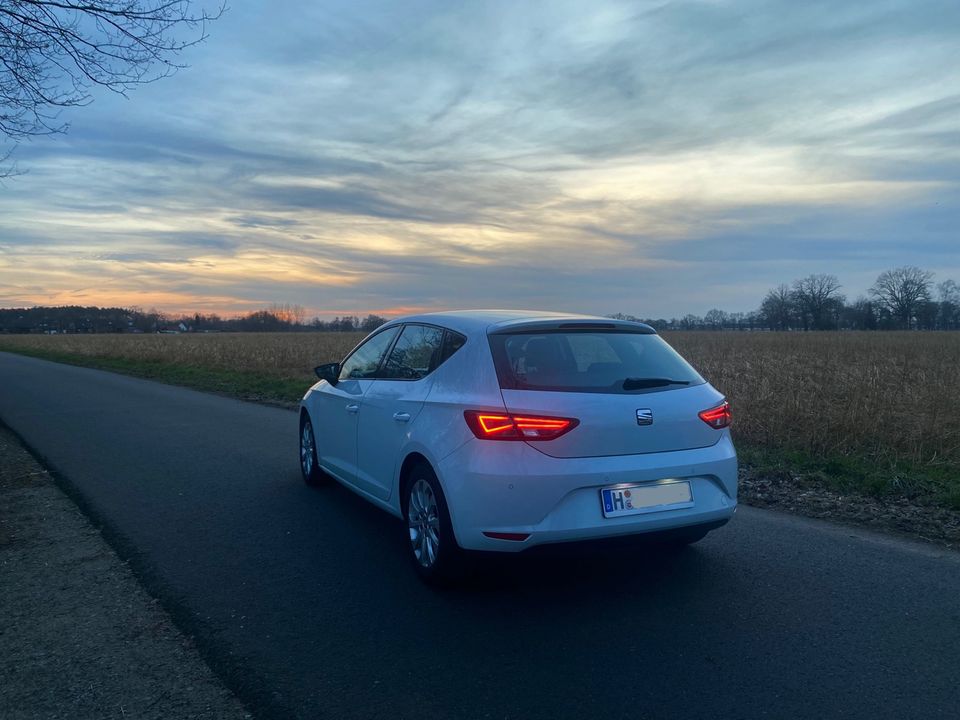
[
  {"xmin": 300, "ymin": 421, "xmax": 315, "ymax": 477},
  {"xmin": 407, "ymin": 478, "xmax": 440, "ymax": 568}
]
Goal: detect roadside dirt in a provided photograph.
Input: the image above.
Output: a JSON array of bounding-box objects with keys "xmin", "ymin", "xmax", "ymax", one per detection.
[
  {"xmin": 740, "ymin": 465, "xmax": 960, "ymax": 550},
  {"xmin": 0, "ymin": 426, "xmax": 250, "ymax": 720}
]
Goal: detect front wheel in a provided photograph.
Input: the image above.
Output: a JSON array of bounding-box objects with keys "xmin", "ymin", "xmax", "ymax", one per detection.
[
  {"xmin": 403, "ymin": 463, "xmax": 462, "ymax": 584},
  {"xmin": 299, "ymin": 415, "xmax": 325, "ymax": 486}
]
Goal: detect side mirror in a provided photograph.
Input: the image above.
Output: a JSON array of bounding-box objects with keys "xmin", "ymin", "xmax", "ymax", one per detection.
[{"xmin": 315, "ymin": 362, "xmax": 340, "ymax": 384}]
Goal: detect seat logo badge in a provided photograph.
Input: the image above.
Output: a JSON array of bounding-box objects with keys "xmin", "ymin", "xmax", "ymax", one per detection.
[{"xmin": 636, "ymin": 408, "xmax": 653, "ymax": 426}]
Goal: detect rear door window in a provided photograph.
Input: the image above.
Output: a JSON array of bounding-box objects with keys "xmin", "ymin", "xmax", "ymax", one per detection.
[
  {"xmin": 489, "ymin": 331, "xmax": 704, "ymax": 393},
  {"xmin": 381, "ymin": 324, "xmax": 445, "ymax": 380}
]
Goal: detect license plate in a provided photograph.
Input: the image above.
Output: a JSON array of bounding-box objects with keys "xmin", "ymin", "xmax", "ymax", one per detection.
[{"xmin": 600, "ymin": 481, "xmax": 693, "ymax": 518}]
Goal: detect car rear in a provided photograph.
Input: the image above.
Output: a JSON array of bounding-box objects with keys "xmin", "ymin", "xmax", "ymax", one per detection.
[{"xmin": 435, "ymin": 319, "xmax": 737, "ymax": 551}]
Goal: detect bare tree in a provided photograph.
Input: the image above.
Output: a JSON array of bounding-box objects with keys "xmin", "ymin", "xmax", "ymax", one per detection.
[
  {"xmin": 268, "ymin": 303, "xmax": 306, "ymax": 327},
  {"xmin": 760, "ymin": 284, "xmax": 794, "ymax": 330},
  {"xmin": 704, "ymin": 308, "xmax": 727, "ymax": 329},
  {"xmin": 791, "ymin": 274, "xmax": 843, "ymax": 330},
  {"xmin": 844, "ymin": 296, "xmax": 878, "ymax": 330},
  {"xmin": 360, "ymin": 314, "xmax": 387, "ymax": 332},
  {"xmin": 869, "ymin": 266, "xmax": 934, "ymax": 329},
  {"xmin": 939, "ymin": 279, "xmax": 960, "ymax": 330},
  {"xmin": 679, "ymin": 314, "xmax": 703, "ymax": 330},
  {"xmin": 0, "ymin": 0, "xmax": 221, "ymax": 173}
]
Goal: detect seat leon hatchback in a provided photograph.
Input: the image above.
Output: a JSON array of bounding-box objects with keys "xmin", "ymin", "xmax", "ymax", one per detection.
[{"xmin": 299, "ymin": 310, "xmax": 737, "ymax": 582}]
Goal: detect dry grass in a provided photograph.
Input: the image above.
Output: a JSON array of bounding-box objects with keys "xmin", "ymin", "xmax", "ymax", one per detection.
[
  {"xmin": 0, "ymin": 331, "xmax": 364, "ymax": 380},
  {"xmin": 664, "ymin": 332, "xmax": 960, "ymax": 469},
  {"xmin": 1, "ymin": 330, "xmax": 958, "ymax": 505}
]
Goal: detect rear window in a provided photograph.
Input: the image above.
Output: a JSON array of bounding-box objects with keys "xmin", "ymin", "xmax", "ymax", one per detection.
[{"xmin": 489, "ymin": 331, "xmax": 705, "ymax": 394}]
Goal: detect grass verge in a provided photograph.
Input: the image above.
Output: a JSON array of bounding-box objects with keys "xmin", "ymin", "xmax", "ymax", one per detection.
[
  {"xmin": 1, "ymin": 346, "xmax": 306, "ymax": 406},
  {"xmin": 738, "ymin": 446, "xmax": 960, "ymax": 512}
]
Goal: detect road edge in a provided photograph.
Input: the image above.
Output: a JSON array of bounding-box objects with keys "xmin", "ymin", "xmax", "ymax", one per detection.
[
  {"xmin": 0, "ymin": 423, "xmax": 254, "ymax": 719},
  {"xmin": 0, "ymin": 417, "xmax": 296, "ymax": 720}
]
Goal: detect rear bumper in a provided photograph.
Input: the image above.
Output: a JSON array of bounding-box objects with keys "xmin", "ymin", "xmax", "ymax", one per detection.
[{"xmin": 436, "ymin": 433, "xmax": 738, "ymax": 552}]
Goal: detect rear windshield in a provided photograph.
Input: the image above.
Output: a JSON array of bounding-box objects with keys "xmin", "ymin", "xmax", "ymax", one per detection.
[{"xmin": 489, "ymin": 331, "xmax": 705, "ymax": 394}]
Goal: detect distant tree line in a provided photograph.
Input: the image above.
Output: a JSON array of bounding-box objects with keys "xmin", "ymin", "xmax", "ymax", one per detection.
[
  {"xmin": 613, "ymin": 266, "xmax": 960, "ymax": 331},
  {"xmin": 2, "ymin": 266, "xmax": 956, "ymax": 334},
  {"xmin": 0, "ymin": 303, "xmax": 388, "ymax": 334}
]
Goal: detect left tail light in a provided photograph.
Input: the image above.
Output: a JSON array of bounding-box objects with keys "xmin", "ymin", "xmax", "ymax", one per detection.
[
  {"xmin": 464, "ymin": 411, "xmax": 579, "ymax": 441},
  {"xmin": 699, "ymin": 400, "xmax": 732, "ymax": 429}
]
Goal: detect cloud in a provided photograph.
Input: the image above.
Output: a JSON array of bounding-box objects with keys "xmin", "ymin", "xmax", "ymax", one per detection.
[{"xmin": 1, "ymin": 0, "xmax": 958, "ymax": 317}]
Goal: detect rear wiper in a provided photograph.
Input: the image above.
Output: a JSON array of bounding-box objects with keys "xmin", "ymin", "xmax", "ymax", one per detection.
[{"xmin": 622, "ymin": 377, "xmax": 691, "ymax": 390}]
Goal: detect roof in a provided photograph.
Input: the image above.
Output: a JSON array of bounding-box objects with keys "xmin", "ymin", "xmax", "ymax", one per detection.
[{"xmin": 384, "ymin": 309, "xmax": 654, "ymax": 335}]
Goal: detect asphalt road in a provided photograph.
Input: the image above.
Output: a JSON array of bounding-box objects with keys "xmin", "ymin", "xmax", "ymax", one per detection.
[{"xmin": 1, "ymin": 351, "xmax": 958, "ymax": 720}]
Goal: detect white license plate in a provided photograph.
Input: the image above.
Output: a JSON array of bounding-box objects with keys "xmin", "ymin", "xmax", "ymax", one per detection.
[{"xmin": 600, "ymin": 481, "xmax": 693, "ymax": 518}]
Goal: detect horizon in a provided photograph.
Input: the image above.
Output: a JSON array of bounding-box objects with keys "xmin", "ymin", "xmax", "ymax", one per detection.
[{"xmin": 1, "ymin": 0, "xmax": 958, "ymax": 316}]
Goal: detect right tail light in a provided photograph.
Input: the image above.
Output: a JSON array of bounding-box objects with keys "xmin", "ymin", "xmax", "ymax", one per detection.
[{"xmin": 699, "ymin": 400, "xmax": 732, "ymax": 429}]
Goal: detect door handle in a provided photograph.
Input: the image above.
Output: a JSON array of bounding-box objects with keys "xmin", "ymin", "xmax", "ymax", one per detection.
[
  {"xmin": 392, "ymin": 411, "xmax": 411, "ymax": 423},
  {"xmin": 345, "ymin": 404, "xmax": 360, "ymax": 414}
]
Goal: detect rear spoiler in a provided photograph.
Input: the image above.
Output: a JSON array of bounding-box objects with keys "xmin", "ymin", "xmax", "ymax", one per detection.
[{"xmin": 487, "ymin": 319, "xmax": 656, "ymax": 335}]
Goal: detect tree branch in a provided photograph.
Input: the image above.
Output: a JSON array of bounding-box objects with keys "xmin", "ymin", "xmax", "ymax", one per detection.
[{"xmin": 0, "ymin": 0, "xmax": 223, "ymax": 169}]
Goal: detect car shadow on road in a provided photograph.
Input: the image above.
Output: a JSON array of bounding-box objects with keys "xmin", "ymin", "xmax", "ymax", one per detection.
[
  {"xmin": 458, "ymin": 538, "xmax": 713, "ymax": 593},
  {"xmin": 302, "ymin": 472, "xmax": 726, "ymax": 602}
]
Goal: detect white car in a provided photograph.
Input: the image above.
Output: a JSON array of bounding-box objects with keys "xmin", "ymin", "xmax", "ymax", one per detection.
[{"xmin": 299, "ymin": 310, "xmax": 737, "ymax": 582}]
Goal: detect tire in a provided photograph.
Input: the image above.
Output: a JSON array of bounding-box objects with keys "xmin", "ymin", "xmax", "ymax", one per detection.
[
  {"xmin": 299, "ymin": 414, "xmax": 325, "ymax": 486},
  {"xmin": 402, "ymin": 462, "xmax": 462, "ymax": 585}
]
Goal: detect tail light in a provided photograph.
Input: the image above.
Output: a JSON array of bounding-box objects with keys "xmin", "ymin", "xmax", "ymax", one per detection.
[
  {"xmin": 464, "ymin": 411, "xmax": 578, "ymax": 441},
  {"xmin": 699, "ymin": 400, "xmax": 731, "ymax": 429}
]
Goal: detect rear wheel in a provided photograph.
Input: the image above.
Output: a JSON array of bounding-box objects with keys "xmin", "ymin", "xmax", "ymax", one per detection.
[
  {"xmin": 299, "ymin": 415, "xmax": 325, "ymax": 486},
  {"xmin": 403, "ymin": 462, "xmax": 462, "ymax": 584}
]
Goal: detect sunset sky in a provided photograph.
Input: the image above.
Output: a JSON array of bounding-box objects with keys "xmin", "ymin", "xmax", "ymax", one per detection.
[{"xmin": 1, "ymin": 0, "xmax": 957, "ymax": 319}]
